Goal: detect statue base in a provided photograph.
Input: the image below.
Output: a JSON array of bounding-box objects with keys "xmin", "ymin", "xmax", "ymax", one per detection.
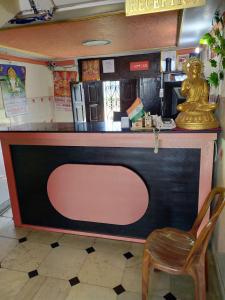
[{"xmin": 175, "ymin": 111, "xmax": 219, "ymax": 130}]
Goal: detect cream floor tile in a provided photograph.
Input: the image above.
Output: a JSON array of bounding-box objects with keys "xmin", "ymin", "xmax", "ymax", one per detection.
[
  {"xmin": 0, "ymin": 217, "xmax": 30, "ymax": 239},
  {"xmin": 148, "ymin": 295, "xmax": 162, "ymax": 300},
  {"xmin": 0, "ymin": 236, "xmax": 18, "ymax": 261},
  {"xmin": 15, "ymin": 275, "xmax": 46, "ymax": 300},
  {"xmin": 170, "ymin": 275, "xmax": 194, "ymax": 300},
  {"xmin": 27, "ymin": 230, "xmax": 63, "ymax": 245},
  {"xmin": 207, "ymin": 252, "xmax": 223, "ymax": 298},
  {"xmin": 125, "ymin": 254, "xmax": 142, "ymax": 268},
  {"xmin": 206, "ymin": 292, "xmax": 221, "ymax": 300},
  {"xmin": 122, "ymin": 260, "xmax": 142, "ymax": 293},
  {"xmin": 149, "ymin": 271, "xmax": 171, "ymax": 296},
  {"xmin": 79, "ymin": 251, "xmax": 126, "ymax": 288},
  {"xmin": 38, "ymin": 245, "xmax": 87, "ymax": 280},
  {"xmin": 58, "ymin": 234, "xmax": 95, "ymax": 249},
  {"xmin": 118, "ymin": 291, "xmax": 141, "ymax": 300},
  {"xmin": 32, "ymin": 277, "xmax": 71, "ymax": 300},
  {"xmin": 2, "ymin": 208, "xmax": 13, "ymax": 218},
  {"xmin": 66, "ymin": 283, "xmax": 117, "ymax": 300},
  {"xmin": 118, "ymin": 292, "xmax": 162, "ymax": 300},
  {"xmin": 0, "ymin": 268, "xmax": 28, "ymax": 300},
  {"xmin": 1, "ymin": 241, "xmax": 51, "ymax": 272},
  {"xmin": 123, "ymin": 268, "xmax": 170, "ymax": 296},
  {"xmin": 94, "ymin": 238, "xmax": 131, "ymax": 254},
  {"xmin": 130, "ymin": 242, "xmax": 144, "ymax": 257}
]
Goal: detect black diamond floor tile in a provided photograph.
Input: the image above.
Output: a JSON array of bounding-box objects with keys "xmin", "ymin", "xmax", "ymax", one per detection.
[
  {"xmin": 19, "ymin": 237, "xmax": 27, "ymax": 243},
  {"xmin": 51, "ymin": 242, "xmax": 60, "ymax": 248},
  {"xmin": 86, "ymin": 247, "xmax": 95, "ymax": 254},
  {"xmin": 113, "ymin": 284, "xmax": 126, "ymax": 295},
  {"xmin": 69, "ymin": 277, "xmax": 80, "ymax": 287},
  {"xmin": 28, "ymin": 270, "xmax": 38, "ymax": 279},
  {"xmin": 123, "ymin": 251, "xmax": 134, "ymax": 259},
  {"xmin": 164, "ymin": 292, "xmax": 177, "ymax": 300}
]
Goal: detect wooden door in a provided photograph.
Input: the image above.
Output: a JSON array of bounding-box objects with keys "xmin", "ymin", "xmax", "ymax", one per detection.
[
  {"xmin": 83, "ymin": 81, "xmax": 104, "ymax": 122},
  {"xmin": 70, "ymin": 82, "xmax": 86, "ymax": 122},
  {"xmin": 139, "ymin": 78, "xmax": 161, "ymax": 115},
  {"xmin": 120, "ymin": 79, "xmax": 137, "ymax": 113}
]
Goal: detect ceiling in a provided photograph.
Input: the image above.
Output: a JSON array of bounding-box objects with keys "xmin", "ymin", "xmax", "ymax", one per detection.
[
  {"xmin": 0, "ymin": 11, "xmax": 178, "ymax": 59},
  {"xmin": 0, "ymin": 0, "xmax": 223, "ymax": 60}
]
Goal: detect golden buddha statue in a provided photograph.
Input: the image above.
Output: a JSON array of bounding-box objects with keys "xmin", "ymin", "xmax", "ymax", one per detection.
[{"xmin": 175, "ymin": 57, "xmax": 219, "ymax": 130}]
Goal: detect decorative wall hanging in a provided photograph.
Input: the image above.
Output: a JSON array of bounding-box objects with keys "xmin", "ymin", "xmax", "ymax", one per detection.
[
  {"xmin": 0, "ymin": 64, "xmax": 27, "ymax": 117},
  {"xmin": 82, "ymin": 60, "xmax": 100, "ymax": 81},
  {"xmin": 126, "ymin": 0, "xmax": 205, "ymax": 16},
  {"xmin": 53, "ymin": 71, "xmax": 77, "ymax": 111},
  {"xmin": 175, "ymin": 57, "xmax": 218, "ymax": 130}
]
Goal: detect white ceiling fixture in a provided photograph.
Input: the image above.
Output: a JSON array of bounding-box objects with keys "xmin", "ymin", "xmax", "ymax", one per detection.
[
  {"xmin": 9, "ymin": 0, "xmax": 56, "ymax": 25},
  {"xmin": 4, "ymin": 0, "xmax": 125, "ymax": 28},
  {"xmin": 82, "ymin": 39, "xmax": 111, "ymax": 46}
]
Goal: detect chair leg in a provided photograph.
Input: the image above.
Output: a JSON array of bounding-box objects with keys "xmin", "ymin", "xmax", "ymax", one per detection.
[
  {"xmin": 142, "ymin": 250, "xmax": 151, "ymax": 300},
  {"xmin": 190, "ymin": 262, "xmax": 206, "ymax": 300}
]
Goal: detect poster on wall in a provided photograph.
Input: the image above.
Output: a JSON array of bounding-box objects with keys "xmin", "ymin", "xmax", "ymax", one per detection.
[
  {"xmin": 176, "ymin": 54, "xmax": 190, "ymax": 71},
  {"xmin": 82, "ymin": 60, "xmax": 100, "ymax": 81},
  {"xmin": 53, "ymin": 71, "xmax": 77, "ymax": 111},
  {"xmin": 102, "ymin": 59, "xmax": 115, "ymax": 73},
  {"xmin": 0, "ymin": 64, "xmax": 27, "ymax": 117}
]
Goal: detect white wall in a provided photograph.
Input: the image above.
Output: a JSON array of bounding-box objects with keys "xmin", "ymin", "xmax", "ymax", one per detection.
[
  {"xmin": 0, "ymin": 60, "xmax": 54, "ymax": 125},
  {"xmin": 0, "ymin": 0, "xmax": 20, "ymax": 28},
  {"xmin": 202, "ymin": 28, "xmax": 225, "ymax": 296}
]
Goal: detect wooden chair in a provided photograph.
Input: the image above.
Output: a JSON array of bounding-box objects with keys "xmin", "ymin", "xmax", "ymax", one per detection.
[{"xmin": 142, "ymin": 187, "xmax": 225, "ymax": 300}]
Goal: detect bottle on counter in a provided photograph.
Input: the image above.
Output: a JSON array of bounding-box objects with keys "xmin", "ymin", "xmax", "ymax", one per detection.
[{"xmin": 144, "ymin": 112, "xmax": 152, "ymax": 128}]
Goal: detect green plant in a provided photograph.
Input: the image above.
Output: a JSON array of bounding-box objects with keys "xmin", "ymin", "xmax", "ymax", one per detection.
[{"xmin": 200, "ymin": 10, "xmax": 225, "ymax": 87}]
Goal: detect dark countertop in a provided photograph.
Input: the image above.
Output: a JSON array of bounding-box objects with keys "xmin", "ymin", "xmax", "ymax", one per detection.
[{"xmin": 0, "ymin": 122, "xmax": 220, "ymax": 133}]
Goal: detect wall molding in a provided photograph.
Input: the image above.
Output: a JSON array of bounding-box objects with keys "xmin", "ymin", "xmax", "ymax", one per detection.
[{"xmin": 0, "ymin": 54, "xmax": 48, "ymax": 66}]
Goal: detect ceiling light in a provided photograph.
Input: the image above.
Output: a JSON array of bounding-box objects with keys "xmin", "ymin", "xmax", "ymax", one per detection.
[
  {"xmin": 82, "ymin": 40, "xmax": 111, "ymax": 46},
  {"xmin": 195, "ymin": 47, "xmax": 201, "ymax": 54}
]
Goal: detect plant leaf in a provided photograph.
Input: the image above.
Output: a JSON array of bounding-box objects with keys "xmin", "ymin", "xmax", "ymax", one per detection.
[
  {"xmin": 214, "ymin": 46, "xmax": 222, "ymax": 54},
  {"xmin": 219, "ymin": 71, "xmax": 224, "ymax": 80},
  {"xmin": 218, "ymin": 36, "xmax": 225, "ymax": 48},
  {"xmin": 208, "ymin": 72, "xmax": 219, "ymax": 87},
  {"xmin": 200, "ymin": 33, "xmax": 215, "ymax": 45},
  {"xmin": 210, "ymin": 59, "xmax": 217, "ymax": 68},
  {"xmin": 222, "ymin": 58, "xmax": 225, "ymax": 69}
]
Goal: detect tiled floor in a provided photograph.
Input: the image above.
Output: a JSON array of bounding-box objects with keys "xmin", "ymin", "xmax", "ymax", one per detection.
[{"xmin": 0, "ymin": 208, "xmax": 222, "ymax": 300}]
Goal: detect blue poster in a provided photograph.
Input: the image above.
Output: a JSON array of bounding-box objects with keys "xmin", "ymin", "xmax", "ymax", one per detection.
[{"xmin": 0, "ymin": 64, "xmax": 27, "ymax": 117}]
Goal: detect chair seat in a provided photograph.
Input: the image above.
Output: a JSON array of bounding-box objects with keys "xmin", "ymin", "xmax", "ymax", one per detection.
[{"xmin": 145, "ymin": 228, "xmax": 195, "ymax": 272}]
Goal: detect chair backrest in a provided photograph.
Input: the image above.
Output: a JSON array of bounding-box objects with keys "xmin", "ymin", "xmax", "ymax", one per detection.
[{"xmin": 185, "ymin": 187, "xmax": 225, "ymax": 268}]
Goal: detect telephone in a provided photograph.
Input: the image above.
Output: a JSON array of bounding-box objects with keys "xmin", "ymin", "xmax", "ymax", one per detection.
[{"xmin": 151, "ymin": 115, "xmax": 176, "ymax": 130}]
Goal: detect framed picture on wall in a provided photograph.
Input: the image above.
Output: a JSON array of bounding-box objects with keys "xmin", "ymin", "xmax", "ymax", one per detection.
[
  {"xmin": 82, "ymin": 60, "xmax": 100, "ymax": 81},
  {"xmin": 176, "ymin": 54, "xmax": 190, "ymax": 71},
  {"xmin": 102, "ymin": 59, "xmax": 115, "ymax": 73}
]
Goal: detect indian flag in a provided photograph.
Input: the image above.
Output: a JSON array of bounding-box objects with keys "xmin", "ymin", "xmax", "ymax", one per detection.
[{"xmin": 126, "ymin": 97, "xmax": 145, "ymax": 122}]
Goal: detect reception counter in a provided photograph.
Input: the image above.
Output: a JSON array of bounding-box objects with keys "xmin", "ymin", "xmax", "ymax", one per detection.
[{"xmin": 0, "ymin": 122, "xmax": 218, "ymax": 242}]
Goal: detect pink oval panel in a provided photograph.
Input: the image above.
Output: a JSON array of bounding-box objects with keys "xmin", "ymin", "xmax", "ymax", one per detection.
[{"xmin": 47, "ymin": 164, "xmax": 149, "ymax": 225}]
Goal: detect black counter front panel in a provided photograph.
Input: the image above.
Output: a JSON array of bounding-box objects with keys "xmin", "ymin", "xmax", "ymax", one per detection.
[{"xmin": 11, "ymin": 145, "xmax": 200, "ymax": 239}]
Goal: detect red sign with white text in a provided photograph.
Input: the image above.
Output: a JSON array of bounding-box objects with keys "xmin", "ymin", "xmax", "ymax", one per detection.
[{"xmin": 130, "ymin": 61, "xmax": 149, "ymax": 71}]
